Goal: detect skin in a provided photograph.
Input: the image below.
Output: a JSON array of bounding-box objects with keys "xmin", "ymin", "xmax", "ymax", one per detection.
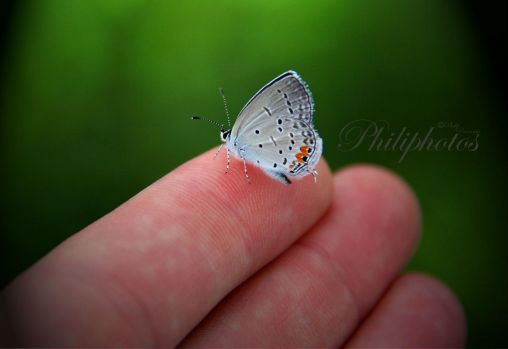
[{"xmin": 0, "ymin": 149, "xmax": 466, "ymax": 347}]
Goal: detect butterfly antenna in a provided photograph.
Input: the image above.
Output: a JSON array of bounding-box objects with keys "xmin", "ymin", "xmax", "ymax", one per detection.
[
  {"xmin": 219, "ymin": 87, "xmax": 231, "ymax": 128},
  {"xmin": 191, "ymin": 116, "xmax": 224, "ymax": 130}
]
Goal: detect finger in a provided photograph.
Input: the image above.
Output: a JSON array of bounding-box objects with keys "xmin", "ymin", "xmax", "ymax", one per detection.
[
  {"xmin": 2, "ymin": 148, "xmax": 333, "ymax": 347},
  {"xmin": 180, "ymin": 165, "xmax": 421, "ymax": 347},
  {"xmin": 345, "ymin": 273, "xmax": 466, "ymax": 347}
]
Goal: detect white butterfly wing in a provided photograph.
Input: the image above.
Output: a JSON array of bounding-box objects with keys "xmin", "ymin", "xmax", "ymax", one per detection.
[
  {"xmin": 238, "ymin": 118, "xmax": 323, "ymax": 183},
  {"xmin": 231, "ymin": 70, "xmax": 314, "ymax": 140}
]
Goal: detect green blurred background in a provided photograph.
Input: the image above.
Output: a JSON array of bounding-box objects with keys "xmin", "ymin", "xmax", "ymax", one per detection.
[{"xmin": 1, "ymin": 0, "xmax": 506, "ymax": 346}]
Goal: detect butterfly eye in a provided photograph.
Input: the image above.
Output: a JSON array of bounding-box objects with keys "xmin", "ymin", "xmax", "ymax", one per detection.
[{"xmin": 220, "ymin": 129, "xmax": 231, "ymax": 142}]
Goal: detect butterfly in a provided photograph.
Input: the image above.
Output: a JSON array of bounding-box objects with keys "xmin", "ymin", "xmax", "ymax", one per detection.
[{"xmin": 193, "ymin": 70, "xmax": 322, "ymax": 185}]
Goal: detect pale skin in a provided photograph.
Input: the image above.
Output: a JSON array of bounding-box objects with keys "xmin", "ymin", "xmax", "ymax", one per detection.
[{"xmin": 0, "ymin": 149, "xmax": 466, "ymax": 347}]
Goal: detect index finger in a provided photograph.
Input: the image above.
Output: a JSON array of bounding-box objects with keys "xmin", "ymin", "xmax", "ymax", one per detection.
[{"xmin": 2, "ymin": 148, "xmax": 333, "ymax": 347}]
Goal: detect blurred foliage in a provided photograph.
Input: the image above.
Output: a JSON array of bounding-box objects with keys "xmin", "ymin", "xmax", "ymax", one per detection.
[{"xmin": 1, "ymin": 0, "xmax": 506, "ymax": 346}]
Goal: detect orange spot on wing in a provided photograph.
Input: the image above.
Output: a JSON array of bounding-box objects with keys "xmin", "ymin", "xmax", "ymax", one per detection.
[{"xmin": 300, "ymin": 146, "xmax": 310, "ymax": 155}]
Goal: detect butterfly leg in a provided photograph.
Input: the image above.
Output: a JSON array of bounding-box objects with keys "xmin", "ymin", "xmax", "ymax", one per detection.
[
  {"xmin": 240, "ymin": 149, "xmax": 251, "ymax": 184},
  {"xmin": 310, "ymin": 169, "xmax": 318, "ymax": 183},
  {"xmin": 242, "ymin": 158, "xmax": 251, "ymax": 184},
  {"xmin": 213, "ymin": 143, "xmax": 224, "ymax": 159},
  {"xmin": 225, "ymin": 147, "xmax": 231, "ymax": 174}
]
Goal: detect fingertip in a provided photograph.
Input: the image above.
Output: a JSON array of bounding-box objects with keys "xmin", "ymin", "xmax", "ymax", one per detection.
[
  {"xmin": 346, "ymin": 273, "xmax": 466, "ymax": 348},
  {"xmin": 397, "ymin": 272, "xmax": 467, "ymax": 346},
  {"xmin": 171, "ymin": 148, "xmax": 333, "ymax": 209},
  {"xmin": 346, "ymin": 272, "xmax": 466, "ymax": 347},
  {"xmin": 333, "ymin": 164, "xmax": 422, "ymax": 260}
]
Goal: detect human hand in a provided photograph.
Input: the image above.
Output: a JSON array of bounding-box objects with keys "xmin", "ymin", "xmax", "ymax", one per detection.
[{"xmin": 0, "ymin": 149, "xmax": 466, "ymax": 347}]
